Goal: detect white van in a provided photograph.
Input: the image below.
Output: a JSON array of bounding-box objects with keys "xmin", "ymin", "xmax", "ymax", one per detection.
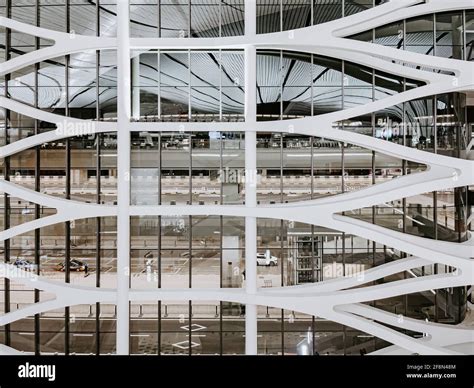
[{"xmin": 256, "ymin": 253, "xmax": 278, "ymax": 266}]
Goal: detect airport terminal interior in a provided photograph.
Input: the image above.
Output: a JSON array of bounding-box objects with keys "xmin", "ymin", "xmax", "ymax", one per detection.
[{"xmin": 0, "ymin": 0, "xmax": 473, "ymax": 356}]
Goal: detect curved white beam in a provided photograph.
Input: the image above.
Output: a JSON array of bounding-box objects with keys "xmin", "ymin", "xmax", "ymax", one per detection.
[
  {"xmin": 325, "ymin": 309, "xmax": 462, "ymax": 355},
  {"xmin": 333, "ymin": 0, "xmax": 474, "ymax": 38},
  {"xmin": 129, "ymin": 204, "xmax": 473, "ymax": 270},
  {"xmin": 0, "ymin": 263, "xmax": 115, "ymax": 326},
  {"xmin": 329, "ymin": 215, "xmax": 474, "ymax": 264},
  {"xmin": 128, "ymin": 0, "xmax": 473, "ymax": 52},
  {"xmin": 326, "ymin": 272, "xmax": 470, "ymax": 305},
  {"xmin": 0, "ymin": 180, "xmax": 115, "ymax": 241},
  {"xmin": 126, "ymin": 288, "xmax": 468, "ymax": 355},
  {"xmin": 0, "ymin": 98, "xmax": 116, "ymax": 158},
  {"xmin": 0, "ymin": 264, "xmax": 115, "ymax": 296},
  {"xmin": 2, "ymin": 1, "xmax": 473, "ymax": 169},
  {"xmin": 0, "ymin": 17, "xmax": 116, "ymax": 77},
  {"xmin": 2, "ymin": 174, "xmax": 470, "ymax": 273},
  {"xmin": 1, "ymin": 179, "xmax": 104, "ymax": 211},
  {"xmin": 340, "ymin": 303, "xmax": 474, "ymax": 348},
  {"xmin": 264, "ymin": 256, "xmax": 432, "ymax": 293},
  {"xmin": 1, "ymin": 263, "xmax": 471, "ymax": 355}
]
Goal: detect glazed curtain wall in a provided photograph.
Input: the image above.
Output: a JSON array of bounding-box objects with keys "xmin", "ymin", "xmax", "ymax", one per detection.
[{"xmin": 0, "ymin": 0, "xmax": 473, "ymax": 356}]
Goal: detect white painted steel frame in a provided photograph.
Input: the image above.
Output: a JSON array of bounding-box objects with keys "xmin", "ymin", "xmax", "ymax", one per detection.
[
  {"xmin": 244, "ymin": 0, "xmax": 257, "ymax": 355},
  {"xmin": 116, "ymin": 0, "xmax": 131, "ymax": 355},
  {"xmin": 0, "ymin": 0, "xmax": 473, "ymax": 355}
]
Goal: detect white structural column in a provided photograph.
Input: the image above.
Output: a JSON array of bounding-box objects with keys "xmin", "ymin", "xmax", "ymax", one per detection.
[
  {"xmin": 116, "ymin": 0, "xmax": 131, "ymax": 355},
  {"xmin": 132, "ymin": 55, "xmax": 140, "ymax": 120},
  {"xmin": 244, "ymin": 0, "xmax": 258, "ymax": 356}
]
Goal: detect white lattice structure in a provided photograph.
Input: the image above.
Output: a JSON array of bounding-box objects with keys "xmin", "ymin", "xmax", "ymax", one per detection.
[{"xmin": 0, "ymin": 0, "xmax": 473, "ymax": 355}]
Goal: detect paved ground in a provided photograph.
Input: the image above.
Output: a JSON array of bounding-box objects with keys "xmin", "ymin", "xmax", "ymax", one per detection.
[{"xmin": 4, "ymin": 315, "xmax": 386, "ymax": 355}]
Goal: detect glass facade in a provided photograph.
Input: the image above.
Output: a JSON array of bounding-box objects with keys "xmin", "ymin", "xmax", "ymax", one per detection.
[
  {"xmin": 0, "ymin": 0, "xmax": 472, "ymax": 356},
  {"xmin": 347, "ymin": 12, "xmax": 472, "ymax": 154},
  {"xmin": 351, "ymin": 10, "xmax": 474, "ymax": 61},
  {"xmin": 257, "ymin": 0, "xmax": 381, "ymax": 34},
  {"xmin": 132, "ymin": 50, "xmax": 245, "ymax": 121}
]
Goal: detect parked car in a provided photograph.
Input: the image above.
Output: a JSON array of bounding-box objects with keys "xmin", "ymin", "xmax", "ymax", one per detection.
[
  {"xmin": 256, "ymin": 253, "xmax": 278, "ymax": 266},
  {"xmin": 13, "ymin": 258, "xmax": 36, "ymax": 272},
  {"xmin": 57, "ymin": 259, "xmax": 88, "ymax": 272}
]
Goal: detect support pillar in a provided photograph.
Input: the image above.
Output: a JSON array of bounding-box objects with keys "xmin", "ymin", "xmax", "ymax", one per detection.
[
  {"xmin": 116, "ymin": 0, "xmax": 131, "ymax": 355},
  {"xmin": 244, "ymin": 0, "xmax": 257, "ymax": 356}
]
